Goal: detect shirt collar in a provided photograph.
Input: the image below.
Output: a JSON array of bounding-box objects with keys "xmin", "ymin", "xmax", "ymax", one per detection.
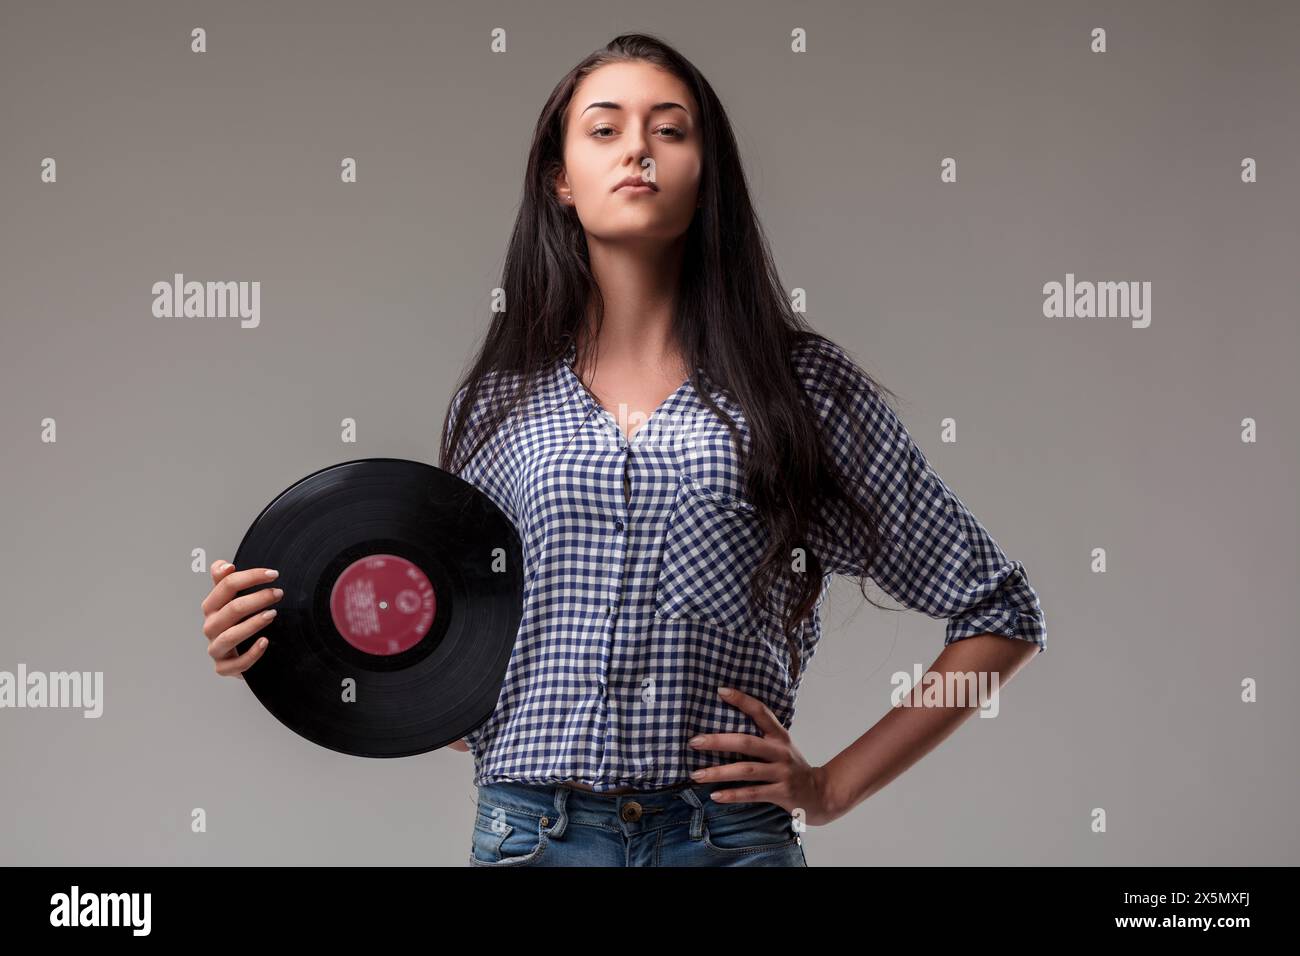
[{"xmin": 544, "ymin": 340, "xmax": 583, "ymax": 409}]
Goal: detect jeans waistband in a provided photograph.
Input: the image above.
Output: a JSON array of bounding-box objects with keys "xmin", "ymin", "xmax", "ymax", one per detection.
[{"xmin": 475, "ymin": 778, "xmax": 753, "ymax": 840}]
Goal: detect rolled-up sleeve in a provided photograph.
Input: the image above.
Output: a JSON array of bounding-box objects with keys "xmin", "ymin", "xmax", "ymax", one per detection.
[{"xmin": 803, "ymin": 341, "xmax": 1047, "ymax": 653}]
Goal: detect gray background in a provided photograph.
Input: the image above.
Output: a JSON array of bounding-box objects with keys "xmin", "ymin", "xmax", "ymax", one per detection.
[{"xmin": 2, "ymin": 0, "xmax": 1296, "ymax": 865}]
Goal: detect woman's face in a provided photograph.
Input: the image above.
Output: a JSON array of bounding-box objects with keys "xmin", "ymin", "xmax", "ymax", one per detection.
[{"xmin": 557, "ymin": 60, "xmax": 703, "ymax": 243}]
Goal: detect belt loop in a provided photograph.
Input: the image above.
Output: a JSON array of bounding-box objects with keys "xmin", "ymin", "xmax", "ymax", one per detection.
[
  {"xmin": 678, "ymin": 785, "xmax": 705, "ymax": 840},
  {"xmin": 548, "ymin": 785, "xmax": 570, "ymax": 838}
]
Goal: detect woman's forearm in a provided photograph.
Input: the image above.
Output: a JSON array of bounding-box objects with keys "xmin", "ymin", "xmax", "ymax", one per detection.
[{"xmin": 820, "ymin": 633, "xmax": 1040, "ymax": 819}]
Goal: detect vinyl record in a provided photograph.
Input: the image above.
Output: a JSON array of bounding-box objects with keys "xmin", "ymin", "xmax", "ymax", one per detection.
[{"xmin": 230, "ymin": 458, "xmax": 523, "ymax": 757}]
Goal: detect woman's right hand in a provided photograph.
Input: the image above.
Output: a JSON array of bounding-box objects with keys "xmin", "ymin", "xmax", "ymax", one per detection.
[{"xmin": 200, "ymin": 560, "xmax": 280, "ymax": 679}]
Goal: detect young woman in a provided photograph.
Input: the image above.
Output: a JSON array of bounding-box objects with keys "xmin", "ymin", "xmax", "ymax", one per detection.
[{"xmin": 201, "ymin": 34, "xmax": 1046, "ymax": 868}]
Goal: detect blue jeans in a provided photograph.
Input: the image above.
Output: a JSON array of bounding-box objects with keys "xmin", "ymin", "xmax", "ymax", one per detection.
[{"xmin": 467, "ymin": 779, "xmax": 808, "ymax": 867}]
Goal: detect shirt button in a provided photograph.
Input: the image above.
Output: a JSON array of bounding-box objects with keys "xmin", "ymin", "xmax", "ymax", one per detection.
[{"xmin": 614, "ymin": 519, "xmax": 624, "ymax": 531}]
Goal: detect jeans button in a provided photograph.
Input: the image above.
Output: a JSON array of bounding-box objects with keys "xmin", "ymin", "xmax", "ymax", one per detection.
[{"xmin": 620, "ymin": 801, "xmax": 643, "ymax": 822}]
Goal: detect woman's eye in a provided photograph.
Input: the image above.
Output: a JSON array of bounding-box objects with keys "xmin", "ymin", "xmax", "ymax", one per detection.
[{"xmin": 587, "ymin": 125, "xmax": 686, "ymax": 139}]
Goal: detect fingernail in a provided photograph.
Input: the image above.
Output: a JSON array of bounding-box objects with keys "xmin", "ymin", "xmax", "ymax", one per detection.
[
  {"xmin": 718, "ymin": 687, "xmax": 733, "ymax": 697},
  {"xmin": 263, "ymin": 609, "xmax": 276, "ymax": 619},
  {"xmin": 265, "ymin": 569, "xmax": 279, "ymax": 579},
  {"xmin": 272, "ymin": 588, "xmax": 283, "ymax": 598},
  {"xmin": 690, "ymin": 769, "xmax": 705, "ymax": 779},
  {"xmin": 258, "ymin": 637, "xmax": 268, "ymax": 648},
  {"xmin": 688, "ymin": 736, "xmax": 704, "ymax": 747}
]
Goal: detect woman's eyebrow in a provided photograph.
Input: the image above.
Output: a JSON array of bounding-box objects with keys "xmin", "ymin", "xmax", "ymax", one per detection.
[{"xmin": 579, "ymin": 100, "xmax": 690, "ymax": 117}]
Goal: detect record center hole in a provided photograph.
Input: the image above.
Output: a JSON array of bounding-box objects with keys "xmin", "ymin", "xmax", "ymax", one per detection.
[{"xmin": 379, "ymin": 601, "xmax": 388, "ymax": 610}]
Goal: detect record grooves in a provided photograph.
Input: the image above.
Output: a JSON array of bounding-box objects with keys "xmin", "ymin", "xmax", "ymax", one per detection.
[{"xmin": 231, "ymin": 458, "xmax": 523, "ymax": 757}]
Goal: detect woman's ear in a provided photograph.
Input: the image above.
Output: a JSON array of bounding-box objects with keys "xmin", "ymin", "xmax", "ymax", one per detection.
[{"xmin": 554, "ymin": 170, "xmax": 575, "ymax": 205}]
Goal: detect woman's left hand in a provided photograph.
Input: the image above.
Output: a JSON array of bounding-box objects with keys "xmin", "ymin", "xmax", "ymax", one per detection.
[{"xmin": 687, "ymin": 686, "xmax": 843, "ymax": 827}]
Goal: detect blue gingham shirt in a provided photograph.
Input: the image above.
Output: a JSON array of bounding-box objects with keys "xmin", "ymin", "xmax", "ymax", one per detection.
[{"xmin": 447, "ymin": 337, "xmax": 1046, "ymax": 791}]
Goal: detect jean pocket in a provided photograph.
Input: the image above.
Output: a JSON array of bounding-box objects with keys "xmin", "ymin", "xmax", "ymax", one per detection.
[
  {"xmin": 701, "ymin": 800, "xmax": 799, "ymax": 854},
  {"xmin": 654, "ymin": 474, "xmax": 768, "ymax": 632},
  {"xmin": 469, "ymin": 797, "xmax": 551, "ymax": 866}
]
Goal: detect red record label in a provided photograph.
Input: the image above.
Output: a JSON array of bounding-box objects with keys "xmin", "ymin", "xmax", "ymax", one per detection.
[{"xmin": 328, "ymin": 554, "xmax": 435, "ymax": 655}]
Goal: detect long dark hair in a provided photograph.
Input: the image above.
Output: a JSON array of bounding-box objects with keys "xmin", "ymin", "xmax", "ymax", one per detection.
[{"xmin": 440, "ymin": 33, "xmax": 899, "ymax": 686}]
